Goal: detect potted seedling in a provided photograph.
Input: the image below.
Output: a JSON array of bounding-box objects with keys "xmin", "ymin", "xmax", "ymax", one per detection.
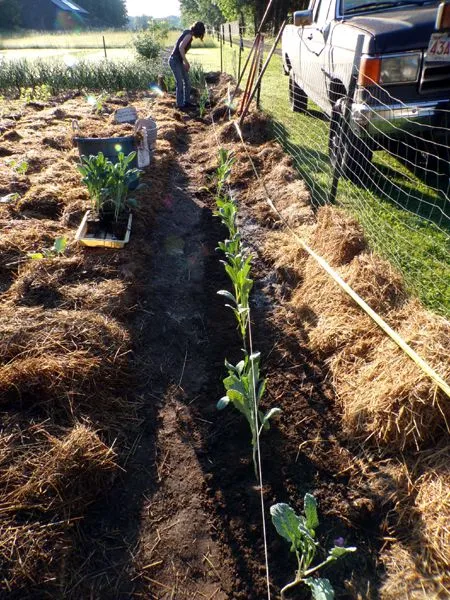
[{"xmin": 75, "ymin": 151, "xmax": 142, "ymax": 248}]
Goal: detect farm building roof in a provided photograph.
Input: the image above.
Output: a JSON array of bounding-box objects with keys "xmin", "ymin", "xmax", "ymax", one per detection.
[{"xmin": 50, "ymin": 0, "xmax": 88, "ymax": 13}]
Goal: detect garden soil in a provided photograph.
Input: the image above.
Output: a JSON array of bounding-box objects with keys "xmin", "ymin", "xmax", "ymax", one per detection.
[{"xmin": 0, "ymin": 76, "xmax": 448, "ymax": 599}]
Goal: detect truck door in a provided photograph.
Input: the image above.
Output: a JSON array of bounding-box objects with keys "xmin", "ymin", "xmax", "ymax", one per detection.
[{"xmin": 300, "ymin": 0, "xmax": 333, "ymax": 113}]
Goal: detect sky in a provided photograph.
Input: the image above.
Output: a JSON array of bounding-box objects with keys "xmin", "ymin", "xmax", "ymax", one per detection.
[{"xmin": 126, "ymin": 0, "xmax": 181, "ymax": 17}]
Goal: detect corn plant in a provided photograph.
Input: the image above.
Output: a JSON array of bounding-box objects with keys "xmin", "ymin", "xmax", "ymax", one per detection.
[
  {"xmin": 218, "ymin": 352, "xmax": 281, "ymax": 477},
  {"xmin": 271, "ymin": 497, "xmax": 356, "ymax": 599}
]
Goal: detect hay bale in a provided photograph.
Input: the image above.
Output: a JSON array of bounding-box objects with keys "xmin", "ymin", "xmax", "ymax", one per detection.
[{"xmin": 333, "ymin": 302, "xmax": 450, "ymax": 450}]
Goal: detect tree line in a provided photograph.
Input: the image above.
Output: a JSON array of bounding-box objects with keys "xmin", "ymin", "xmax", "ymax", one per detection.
[
  {"xmin": 0, "ymin": 0, "xmax": 128, "ymax": 29},
  {"xmin": 180, "ymin": 0, "xmax": 306, "ymax": 33}
]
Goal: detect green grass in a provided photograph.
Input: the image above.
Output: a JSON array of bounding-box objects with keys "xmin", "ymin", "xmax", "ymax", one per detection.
[
  {"xmin": 190, "ymin": 44, "xmax": 450, "ymax": 317},
  {"xmin": 0, "ymin": 29, "xmax": 134, "ymax": 49}
]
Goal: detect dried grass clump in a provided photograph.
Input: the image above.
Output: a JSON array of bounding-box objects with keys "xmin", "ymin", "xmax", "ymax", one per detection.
[
  {"xmin": 380, "ymin": 544, "xmax": 449, "ymax": 599},
  {"xmin": 414, "ymin": 455, "xmax": 450, "ymax": 569},
  {"xmin": 333, "ymin": 302, "xmax": 450, "ymax": 450},
  {"xmin": 17, "ymin": 183, "xmax": 63, "ymax": 219},
  {"xmin": 0, "ymin": 307, "xmax": 130, "ymax": 415},
  {"xmin": 0, "ymin": 520, "xmax": 69, "ymax": 592},
  {"xmin": 312, "ymin": 206, "xmax": 366, "ymax": 267},
  {"xmin": 218, "ymin": 111, "xmax": 273, "ymax": 145},
  {"xmin": 0, "ymin": 424, "xmax": 117, "ymax": 517}
]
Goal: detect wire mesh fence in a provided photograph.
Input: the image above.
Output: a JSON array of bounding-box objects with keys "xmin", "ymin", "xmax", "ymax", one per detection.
[{"xmin": 191, "ymin": 32, "xmax": 450, "ymax": 317}]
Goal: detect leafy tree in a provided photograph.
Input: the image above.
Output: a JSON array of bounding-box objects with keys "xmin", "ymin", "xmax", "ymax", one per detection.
[
  {"xmin": 0, "ymin": 0, "xmax": 22, "ymax": 29},
  {"xmin": 77, "ymin": 0, "xmax": 128, "ymax": 27},
  {"xmin": 180, "ymin": 0, "xmax": 224, "ymax": 28}
]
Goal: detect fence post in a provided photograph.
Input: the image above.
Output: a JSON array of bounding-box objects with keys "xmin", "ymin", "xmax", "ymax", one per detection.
[
  {"xmin": 220, "ymin": 25, "xmax": 224, "ymax": 73},
  {"xmin": 102, "ymin": 35, "xmax": 107, "ymax": 59},
  {"xmin": 229, "ymin": 23, "xmax": 232, "ymax": 47},
  {"xmin": 238, "ymin": 29, "xmax": 243, "ymax": 81},
  {"xmin": 328, "ymin": 34, "xmax": 364, "ymax": 203},
  {"xmin": 256, "ymin": 35, "xmax": 264, "ymax": 109}
]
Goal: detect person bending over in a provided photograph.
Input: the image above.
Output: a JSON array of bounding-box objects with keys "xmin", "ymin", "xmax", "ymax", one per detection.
[{"xmin": 169, "ymin": 22, "xmax": 205, "ymax": 109}]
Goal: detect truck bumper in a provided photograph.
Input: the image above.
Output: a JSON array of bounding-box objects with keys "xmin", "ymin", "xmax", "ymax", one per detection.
[{"xmin": 351, "ymin": 100, "xmax": 449, "ymax": 140}]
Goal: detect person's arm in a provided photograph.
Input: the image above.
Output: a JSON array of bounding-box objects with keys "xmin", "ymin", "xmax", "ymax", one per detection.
[{"xmin": 179, "ymin": 33, "xmax": 192, "ymax": 71}]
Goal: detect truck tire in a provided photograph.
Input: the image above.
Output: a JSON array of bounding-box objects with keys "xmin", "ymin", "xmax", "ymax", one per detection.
[
  {"xmin": 289, "ymin": 73, "xmax": 307, "ymax": 113},
  {"xmin": 329, "ymin": 105, "xmax": 372, "ymax": 184}
]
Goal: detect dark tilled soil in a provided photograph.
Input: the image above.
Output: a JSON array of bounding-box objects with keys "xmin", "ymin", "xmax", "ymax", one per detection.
[{"xmin": 67, "ymin": 105, "xmax": 386, "ymax": 598}]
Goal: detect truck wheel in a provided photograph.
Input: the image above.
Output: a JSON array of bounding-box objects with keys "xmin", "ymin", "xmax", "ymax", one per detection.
[
  {"xmin": 289, "ymin": 73, "xmax": 307, "ymax": 113},
  {"xmin": 329, "ymin": 106, "xmax": 372, "ymax": 184}
]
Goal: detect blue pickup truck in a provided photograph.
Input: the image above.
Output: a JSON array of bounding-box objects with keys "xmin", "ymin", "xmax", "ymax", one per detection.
[{"xmin": 282, "ymin": 0, "xmax": 450, "ymax": 180}]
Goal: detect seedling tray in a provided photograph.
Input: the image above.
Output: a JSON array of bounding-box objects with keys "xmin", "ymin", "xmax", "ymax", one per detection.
[{"xmin": 75, "ymin": 210, "xmax": 132, "ymax": 248}]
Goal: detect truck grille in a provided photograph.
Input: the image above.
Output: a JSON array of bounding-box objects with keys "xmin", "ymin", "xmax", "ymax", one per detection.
[{"xmin": 420, "ymin": 61, "xmax": 450, "ymax": 94}]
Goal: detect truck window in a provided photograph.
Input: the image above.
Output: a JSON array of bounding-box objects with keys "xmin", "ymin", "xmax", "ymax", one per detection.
[{"xmin": 313, "ymin": 0, "xmax": 331, "ymax": 26}]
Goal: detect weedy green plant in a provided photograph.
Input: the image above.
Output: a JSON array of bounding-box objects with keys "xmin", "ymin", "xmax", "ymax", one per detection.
[
  {"xmin": 218, "ymin": 352, "xmax": 281, "ymax": 477},
  {"xmin": 86, "ymin": 92, "xmax": 108, "ymax": 114},
  {"xmin": 7, "ymin": 158, "xmax": 29, "ymax": 175},
  {"xmin": 28, "ymin": 236, "xmax": 67, "ymax": 260},
  {"xmin": 19, "ymin": 84, "xmax": 52, "ymax": 103},
  {"xmin": 271, "ymin": 497, "xmax": 356, "ymax": 599}
]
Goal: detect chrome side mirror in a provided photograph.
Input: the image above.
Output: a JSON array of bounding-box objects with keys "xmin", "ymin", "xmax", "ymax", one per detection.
[{"xmin": 294, "ymin": 9, "xmax": 313, "ymax": 26}]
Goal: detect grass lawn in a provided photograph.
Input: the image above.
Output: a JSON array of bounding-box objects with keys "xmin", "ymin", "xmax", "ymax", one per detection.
[{"xmin": 190, "ymin": 44, "xmax": 450, "ymax": 317}]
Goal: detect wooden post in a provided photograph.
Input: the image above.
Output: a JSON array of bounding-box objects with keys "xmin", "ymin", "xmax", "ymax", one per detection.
[
  {"xmin": 239, "ymin": 22, "xmax": 286, "ymax": 125},
  {"xmin": 220, "ymin": 25, "xmax": 224, "ymax": 73},
  {"xmin": 229, "ymin": 23, "xmax": 232, "ymax": 47},
  {"xmin": 256, "ymin": 35, "xmax": 264, "ymax": 109},
  {"xmin": 231, "ymin": 0, "xmax": 276, "ymax": 102},
  {"xmin": 102, "ymin": 35, "xmax": 107, "ymax": 59},
  {"xmin": 238, "ymin": 30, "xmax": 243, "ymax": 81}
]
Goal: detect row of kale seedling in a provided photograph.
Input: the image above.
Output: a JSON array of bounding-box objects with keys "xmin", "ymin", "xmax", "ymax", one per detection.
[{"xmin": 212, "ymin": 148, "xmax": 356, "ymax": 600}]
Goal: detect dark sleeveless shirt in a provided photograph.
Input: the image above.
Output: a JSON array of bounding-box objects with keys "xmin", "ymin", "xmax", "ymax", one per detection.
[{"xmin": 171, "ymin": 30, "xmax": 192, "ymax": 60}]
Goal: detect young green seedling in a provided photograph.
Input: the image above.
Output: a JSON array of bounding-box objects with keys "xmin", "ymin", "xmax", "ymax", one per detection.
[
  {"xmin": 28, "ymin": 236, "xmax": 67, "ymax": 260},
  {"xmin": 270, "ymin": 496, "xmax": 356, "ymax": 599},
  {"xmin": 218, "ymin": 352, "xmax": 281, "ymax": 478},
  {"xmin": 198, "ymin": 87, "xmax": 209, "ymax": 119},
  {"xmin": 216, "ymin": 148, "xmax": 235, "ymax": 197}
]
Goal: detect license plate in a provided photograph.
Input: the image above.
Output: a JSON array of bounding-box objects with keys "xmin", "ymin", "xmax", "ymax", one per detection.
[{"xmin": 426, "ymin": 32, "xmax": 450, "ymax": 62}]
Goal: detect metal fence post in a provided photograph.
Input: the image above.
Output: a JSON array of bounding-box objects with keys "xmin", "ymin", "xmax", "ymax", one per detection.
[
  {"xmin": 328, "ymin": 34, "xmax": 364, "ymax": 203},
  {"xmin": 220, "ymin": 25, "xmax": 224, "ymax": 73}
]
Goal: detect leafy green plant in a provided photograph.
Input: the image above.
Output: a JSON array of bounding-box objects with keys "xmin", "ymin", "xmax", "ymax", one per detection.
[
  {"xmin": 198, "ymin": 88, "xmax": 209, "ymax": 119},
  {"xmin": 28, "ymin": 236, "xmax": 67, "ymax": 260},
  {"xmin": 103, "ymin": 151, "xmax": 141, "ymax": 222},
  {"xmin": 218, "ymin": 352, "xmax": 281, "ymax": 476},
  {"xmin": 77, "ymin": 152, "xmax": 111, "ymax": 214},
  {"xmin": 271, "ymin": 497, "xmax": 356, "ymax": 599},
  {"xmin": 78, "ymin": 151, "xmax": 141, "ymax": 222},
  {"xmin": 133, "ymin": 31, "xmax": 163, "ymax": 61},
  {"xmin": 215, "ymin": 148, "xmax": 235, "ymax": 197},
  {"xmin": 86, "ymin": 92, "xmax": 108, "ymax": 114},
  {"xmin": 217, "ymin": 242, "xmax": 253, "ymax": 342}
]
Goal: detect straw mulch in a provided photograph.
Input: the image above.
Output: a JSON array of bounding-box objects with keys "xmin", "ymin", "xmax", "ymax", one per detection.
[
  {"xmin": 0, "ymin": 422, "xmax": 118, "ymax": 592},
  {"xmin": 380, "ymin": 543, "xmax": 449, "ymax": 599},
  {"xmin": 331, "ymin": 301, "xmax": 450, "ymax": 451},
  {"xmin": 0, "ymin": 307, "xmax": 131, "ymax": 421}
]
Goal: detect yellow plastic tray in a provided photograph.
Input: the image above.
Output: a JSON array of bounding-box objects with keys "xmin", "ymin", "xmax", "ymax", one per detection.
[{"xmin": 75, "ymin": 210, "xmax": 132, "ymax": 248}]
